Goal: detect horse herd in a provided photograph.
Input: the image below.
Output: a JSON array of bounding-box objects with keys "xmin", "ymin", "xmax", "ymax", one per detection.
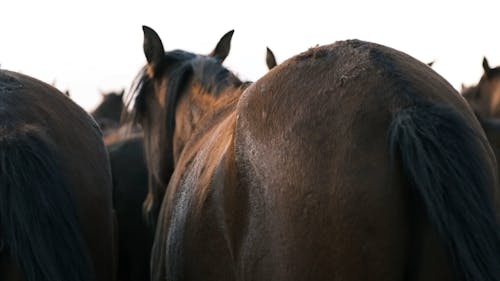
[{"xmin": 1, "ymin": 25, "xmax": 500, "ymax": 281}]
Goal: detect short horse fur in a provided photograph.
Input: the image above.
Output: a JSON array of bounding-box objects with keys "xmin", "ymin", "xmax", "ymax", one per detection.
[
  {"xmin": 0, "ymin": 70, "xmax": 115, "ymax": 281},
  {"xmin": 131, "ymin": 26, "xmax": 500, "ymax": 281}
]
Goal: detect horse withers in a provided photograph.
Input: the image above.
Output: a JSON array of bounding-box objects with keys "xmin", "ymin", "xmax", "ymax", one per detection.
[
  {"xmin": 132, "ymin": 26, "xmax": 500, "ymax": 281},
  {"xmin": 0, "ymin": 70, "xmax": 115, "ymax": 281}
]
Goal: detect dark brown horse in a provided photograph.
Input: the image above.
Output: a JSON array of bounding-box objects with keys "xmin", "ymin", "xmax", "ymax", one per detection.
[
  {"xmin": 266, "ymin": 47, "xmax": 436, "ymax": 70},
  {"xmin": 108, "ymin": 134, "xmax": 152, "ymax": 281},
  {"xmin": 91, "ymin": 90, "xmax": 126, "ymax": 136},
  {"xmin": 463, "ymin": 57, "xmax": 500, "ymax": 119},
  {"xmin": 0, "ymin": 70, "xmax": 115, "ymax": 281},
  {"xmin": 131, "ymin": 26, "xmax": 500, "ymax": 281},
  {"xmin": 90, "ymin": 90, "xmax": 152, "ymax": 281},
  {"xmin": 91, "ymin": 88, "xmax": 152, "ymax": 281},
  {"xmin": 266, "ymin": 48, "xmax": 435, "ymax": 70}
]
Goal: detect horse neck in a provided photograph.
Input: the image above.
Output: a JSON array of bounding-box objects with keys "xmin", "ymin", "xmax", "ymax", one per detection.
[{"xmin": 172, "ymin": 84, "xmax": 245, "ymax": 164}]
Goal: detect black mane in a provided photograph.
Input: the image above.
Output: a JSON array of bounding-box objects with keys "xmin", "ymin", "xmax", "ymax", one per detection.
[{"xmin": 130, "ymin": 49, "xmax": 242, "ymax": 141}]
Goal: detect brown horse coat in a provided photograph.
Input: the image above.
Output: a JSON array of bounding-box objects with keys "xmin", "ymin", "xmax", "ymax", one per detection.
[
  {"xmin": 133, "ymin": 27, "xmax": 500, "ymax": 281},
  {"xmin": 463, "ymin": 57, "xmax": 500, "ymax": 119},
  {"xmin": 0, "ymin": 70, "xmax": 115, "ymax": 281},
  {"xmin": 108, "ymin": 134, "xmax": 152, "ymax": 281}
]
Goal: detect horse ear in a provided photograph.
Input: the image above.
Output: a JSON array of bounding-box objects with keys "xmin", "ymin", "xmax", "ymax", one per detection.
[
  {"xmin": 209, "ymin": 30, "xmax": 234, "ymax": 62},
  {"xmin": 119, "ymin": 89, "xmax": 125, "ymax": 98},
  {"xmin": 427, "ymin": 60, "xmax": 435, "ymax": 67},
  {"xmin": 142, "ymin": 26, "xmax": 165, "ymax": 67},
  {"xmin": 266, "ymin": 47, "xmax": 278, "ymax": 70},
  {"xmin": 483, "ymin": 57, "xmax": 491, "ymax": 75}
]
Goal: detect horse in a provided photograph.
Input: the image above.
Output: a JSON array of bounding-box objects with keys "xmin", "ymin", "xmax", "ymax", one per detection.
[
  {"xmin": 131, "ymin": 27, "xmax": 242, "ymax": 228},
  {"xmin": 89, "ymin": 88, "xmax": 152, "ymax": 281},
  {"xmin": 130, "ymin": 26, "xmax": 500, "ymax": 281},
  {"xmin": 0, "ymin": 69, "xmax": 115, "ymax": 281},
  {"xmin": 91, "ymin": 90, "xmax": 126, "ymax": 136},
  {"xmin": 89, "ymin": 90, "xmax": 145, "ymax": 145},
  {"xmin": 460, "ymin": 58, "xmax": 500, "ymax": 180},
  {"xmin": 477, "ymin": 117, "xmax": 500, "ymax": 179},
  {"xmin": 90, "ymin": 86, "xmax": 153, "ymax": 281},
  {"xmin": 462, "ymin": 57, "xmax": 500, "ymax": 119},
  {"xmin": 108, "ymin": 134, "xmax": 152, "ymax": 281}
]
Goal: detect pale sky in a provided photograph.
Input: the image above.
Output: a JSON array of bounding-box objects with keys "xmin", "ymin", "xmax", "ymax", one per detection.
[{"xmin": 1, "ymin": 0, "xmax": 499, "ymax": 111}]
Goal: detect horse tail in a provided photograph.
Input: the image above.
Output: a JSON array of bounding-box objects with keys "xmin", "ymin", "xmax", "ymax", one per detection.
[
  {"xmin": 0, "ymin": 124, "xmax": 95, "ymax": 281},
  {"xmin": 388, "ymin": 103, "xmax": 500, "ymax": 281}
]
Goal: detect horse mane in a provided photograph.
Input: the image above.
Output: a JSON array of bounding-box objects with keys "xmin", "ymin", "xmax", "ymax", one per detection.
[{"xmin": 131, "ymin": 49, "xmax": 242, "ymax": 144}]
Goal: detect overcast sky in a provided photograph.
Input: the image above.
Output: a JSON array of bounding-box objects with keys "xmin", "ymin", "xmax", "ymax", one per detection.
[{"xmin": 1, "ymin": 0, "xmax": 499, "ymax": 111}]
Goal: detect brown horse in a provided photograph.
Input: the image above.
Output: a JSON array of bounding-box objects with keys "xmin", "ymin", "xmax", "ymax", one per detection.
[
  {"xmin": 90, "ymin": 91, "xmax": 144, "ymax": 145},
  {"xmin": 0, "ymin": 70, "xmax": 115, "ymax": 281},
  {"xmin": 131, "ymin": 26, "xmax": 500, "ymax": 281},
  {"xmin": 108, "ymin": 134, "xmax": 152, "ymax": 281},
  {"xmin": 463, "ymin": 57, "xmax": 500, "ymax": 119},
  {"xmin": 91, "ymin": 90, "xmax": 126, "ymax": 136},
  {"xmin": 91, "ymin": 87, "xmax": 152, "ymax": 281},
  {"xmin": 132, "ymin": 27, "xmax": 239, "ymax": 227},
  {"xmin": 90, "ymin": 90, "xmax": 152, "ymax": 281},
  {"xmin": 266, "ymin": 48, "xmax": 435, "ymax": 70}
]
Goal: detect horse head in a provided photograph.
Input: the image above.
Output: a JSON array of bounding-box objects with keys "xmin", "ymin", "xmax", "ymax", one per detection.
[
  {"xmin": 463, "ymin": 57, "xmax": 500, "ymax": 118},
  {"xmin": 131, "ymin": 26, "xmax": 244, "ymax": 226}
]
